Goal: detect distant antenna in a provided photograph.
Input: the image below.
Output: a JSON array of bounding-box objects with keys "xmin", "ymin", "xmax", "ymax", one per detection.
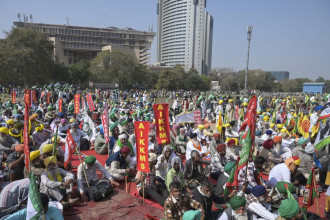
[
  {"xmin": 66, "ymin": 17, "xmax": 70, "ymax": 26},
  {"xmin": 151, "ymin": 24, "xmax": 153, "ymax": 32},
  {"xmin": 30, "ymin": 14, "xmax": 33, "ymax": 23}
]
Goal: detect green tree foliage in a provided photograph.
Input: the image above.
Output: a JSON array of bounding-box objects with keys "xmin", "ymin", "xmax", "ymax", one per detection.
[
  {"xmin": 280, "ymin": 78, "xmax": 312, "ymax": 92},
  {"xmin": 0, "ymin": 28, "xmax": 54, "ymax": 87}
]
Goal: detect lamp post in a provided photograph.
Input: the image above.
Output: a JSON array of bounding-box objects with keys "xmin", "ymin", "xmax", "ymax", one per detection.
[{"xmin": 244, "ymin": 26, "xmax": 253, "ymax": 92}]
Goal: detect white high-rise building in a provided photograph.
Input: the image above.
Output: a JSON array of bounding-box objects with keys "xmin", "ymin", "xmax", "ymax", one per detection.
[{"xmin": 156, "ymin": 0, "xmax": 213, "ymax": 75}]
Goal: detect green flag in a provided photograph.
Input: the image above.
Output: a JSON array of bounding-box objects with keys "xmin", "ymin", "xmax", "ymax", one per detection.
[
  {"xmin": 302, "ymin": 169, "xmax": 317, "ymax": 211},
  {"xmin": 52, "ymin": 126, "xmax": 58, "ymax": 156},
  {"xmin": 26, "ymin": 173, "xmax": 44, "ymax": 220}
]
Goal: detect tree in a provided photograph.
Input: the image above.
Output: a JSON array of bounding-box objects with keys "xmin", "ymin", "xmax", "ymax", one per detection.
[
  {"xmin": 0, "ymin": 28, "xmax": 55, "ymax": 87},
  {"xmin": 156, "ymin": 69, "xmax": 179, "ymax": 90}
]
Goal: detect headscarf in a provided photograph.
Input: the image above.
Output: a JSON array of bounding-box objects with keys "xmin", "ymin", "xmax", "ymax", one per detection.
[
  {"xmin": 118, "ymin": 134, "xmax": 127, "ymax": 140},
  {"xmin": 171, "ymin": 156, "xmax": 183, "ymax": 171},
  {"xmin": 278, "ymin": 199, "xmax": 300, "ymax": 219}
]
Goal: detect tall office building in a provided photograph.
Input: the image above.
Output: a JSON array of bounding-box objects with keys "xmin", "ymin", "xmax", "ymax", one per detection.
[
  {"xmin": 13, "ymin": 22, "xmax": 155, "ymax": 65},
  {"xmin": 156, "ymin": 0, "xmax": 213, "ymax": 75}
]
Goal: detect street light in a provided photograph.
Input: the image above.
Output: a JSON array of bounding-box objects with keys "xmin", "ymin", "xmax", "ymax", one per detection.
[{"xmin": 244, "ymin": 26, "xmax": 253, "ymax": 92}]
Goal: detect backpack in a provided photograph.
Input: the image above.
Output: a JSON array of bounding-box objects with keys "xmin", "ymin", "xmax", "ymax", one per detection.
[{"xmin": 88, "ymin": 180, "xmax": 113, "ymax": 202}]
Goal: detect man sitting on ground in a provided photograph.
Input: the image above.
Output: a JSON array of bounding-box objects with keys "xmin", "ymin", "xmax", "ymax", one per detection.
[
  {"xmin": 218, "ymin": 196, "xmax": 254, "ymax": 220},
  {"xmin": 164, "ymin": 181, "xmax": 204, "ymax": 220}
]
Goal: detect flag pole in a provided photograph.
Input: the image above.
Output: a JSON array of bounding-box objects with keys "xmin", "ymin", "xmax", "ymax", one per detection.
[
  {"xmin": 125, "ymin": 173, "xmax": 128, "ymax": 193},
  {"xmin": 142, "ymin": 172, "xmax": 145, "ymax": 204},
  {"xmin": 312, "ymin": 169, "xmax": 319, "ymax": 215}
]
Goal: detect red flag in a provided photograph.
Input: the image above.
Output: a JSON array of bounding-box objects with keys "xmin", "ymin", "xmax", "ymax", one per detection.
[
  {"xmin": 235, "ymin": 106, "xmax": 239, "ymax": 121},
  {"xmin": 153, "ymin": 103, "xmax": 171, "ymax": 145},
  {"xmin": 86, "ymin": 93, "xmax": 95, "ymax": 111},
  {"xmin": 23, "ymin": 98, "xmax": 30, "ymax": 172},
  {"xmin": 135, "ymin": 121, "xmax": 150, "ymax": 173},
  {"xmin": 32, "ymin": 90, "xmax": 37, "ymax": 103},
  {"xmin": 47, "ymin": 92, "xmax": 51, "ymax": 104},
  {"xmin": 194, "ymin": 109, "xmax": 202, "ymax": 125},
  {"xmin": 101, "ymin": 109, "xmax": 110, "ymax": 143},
  {"xmin": 281, "ymin": 104, "xmax": 287, "ymax": 122},
  {"xmin": 74, "ymin": 94, "xmax": 80, "ymax": 114},
  {"xmin": 12, "ymin": 91, "xmax": 16, "ymax": 103},
  {"xmin": 24, "ymin": 90, "xmax": 31, "ymax": 107},
  {"xmin": 59, "ymin": 99, "xmax": 63, "ymax": 113},
  {"xmin": 64, "ymin": 129, "xmax": 76, "ymax": 168},
  {"xmin": 226, "ymin": 156, "xmax": 240, "ymax": 190}
]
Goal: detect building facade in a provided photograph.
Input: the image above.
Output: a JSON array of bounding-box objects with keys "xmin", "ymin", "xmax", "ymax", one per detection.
[
  {"xmin": 303, "ymin": 83, "xmax": 325, "ymax": 94},
  {"xmin": 269, "ymin": 71, "xmax": 290, "ymax": 81},
  {"xmin": 156, "ymin": 0, "xmax": 213, "ymax": 75},
  {"xmin": 13, "ymin": 22, "xmax": 155, "ymax": 65}
]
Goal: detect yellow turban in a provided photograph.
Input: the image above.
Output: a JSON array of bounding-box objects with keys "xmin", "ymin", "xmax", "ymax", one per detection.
[
  {"xmin": 280, "ymin": 128, "xmax": 287, "ymax": 133},
  {"xmin": 198, "ymin": 124, "xmax": 205, "ymax": 130},
  {"xmin": 277, "ymin": 124, "xmax": 283, "ymax": 129},
  {"xmin": 52, "ymin": 136, "xmax": 60, "ymax": 143},
  {"xmin": 242, "ymin": 102, "xmax": 248, "ymax": 107},
  {"xmin": 44, "ymin": 156, "xmax": 57, "ymax": 167},
  {"xmin": 270, "ymin": 123, "xmax": 275, "ymax": 128},
  {"xmin": 69, "ymin": 118, "xmax": 76, "ymax": 123},
  {"xmin": 35, "ymin": 124, "xmax": 44, "ymax": 132},
  {"xmin": 224, "ymin": 123, "xmax": 230, "ymax": 128},
  {"xmin": 219, "ymin": 100, "xmax": 223, "ymax": 105},
  {"xmin": 228, "ymin": 99, "xmax": 234, "ymax": 103},
  {"xmin": 6, "ymin": 119, "xmax": 14, "ymax": 125},
  {"xmin": 0, "ymin": 127, "xmax": 9, "ymax": 135},
  {"xmin": 30, "ymin": 150, "xmax": 40, "ymax": 161},
  {"xmin": 262, "ymin": 112, "xmax": 266, "ymax": 115},
  {"xmin": 42, "ymin": 144, "xmax": 54, "ymax": 154}
]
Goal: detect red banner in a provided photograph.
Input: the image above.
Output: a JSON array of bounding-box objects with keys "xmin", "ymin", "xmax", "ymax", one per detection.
[
  {"xmin": 59, "ymin": 99, "xmax": 63, "ymax": 113},
  {"xmin": 11, "ymin": 91, "xmax": 16, "ymax": 103},
  {"xmin": 194, "ymin": 109, "xmax": 202, "ymax": 125},
  {"xmin": 153, "ymin": 103, "xmax": 171, "ymax": 145},
  {"xmin": 40, "ymin": 91, "xmax": 46, "ymax": 99},
  {"xmin": 101, "ymin": 110, "xmax": 110, "ymax": 143},
  {"xmin": 32, "ymin": 90, "xmax": 37, "ymax": 103},
  {"xmin": 135, "ymin": 121, "xmax": 150, "ymax": 173},
  {"xmin": 74, "ymin": 94, "xmax": 80, "ymax": 114},
  {"xmin": 86, "ymin": 93, "xmax": 95, "ymax": 112},
  {"xmin": 64, "ymin": 129, "xmax": 76, "ymax": 168},
  {"xmin": 47, "ymin": 92, "xmax": 51, "ymax": 104},
  {"xmin": 235, "ymin": 106, "xmax": 239, "ymax": 121},
  {"xmin": 23, "ymin": 97, "xmax": 30, "ymax": 172},
  {"xmin": 24, "ymin": 90, "xmax": 31, "ymax": 107}
]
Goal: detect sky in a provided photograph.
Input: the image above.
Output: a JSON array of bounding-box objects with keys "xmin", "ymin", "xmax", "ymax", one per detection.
[{"xmin": 0, "ymin": 0, "xmax": 329, "ymax": 80}]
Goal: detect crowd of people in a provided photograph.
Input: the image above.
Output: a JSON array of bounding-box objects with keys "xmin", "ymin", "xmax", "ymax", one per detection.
[{"xmin": 0, "ymin": 86, "xmax": 329, "ymax": 220}]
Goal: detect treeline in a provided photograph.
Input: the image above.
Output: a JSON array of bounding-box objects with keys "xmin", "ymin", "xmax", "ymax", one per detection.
[{"xmin": 0, "ymin": 28, "xmax": 211, "ymax": 90}]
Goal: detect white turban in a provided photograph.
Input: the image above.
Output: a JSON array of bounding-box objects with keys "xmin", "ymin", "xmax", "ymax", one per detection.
[{"xmin": 118, "ymin": 134, "xmax": 127, "ymax": 140}]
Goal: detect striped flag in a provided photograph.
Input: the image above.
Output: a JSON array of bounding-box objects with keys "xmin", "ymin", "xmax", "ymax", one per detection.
[{"xmin": 26, "ymin": 173, "xmax": 44, "ymax": 220}]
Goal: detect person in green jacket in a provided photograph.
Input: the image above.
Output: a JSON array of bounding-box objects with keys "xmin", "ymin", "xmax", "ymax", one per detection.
[{"xmin": 165, "ymin": 156, "xmax": 184, "ymax": 191}]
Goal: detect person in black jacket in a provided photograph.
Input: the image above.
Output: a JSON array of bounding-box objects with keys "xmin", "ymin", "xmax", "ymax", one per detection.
[{"xmin": 193, "ymin": 179, "xmax": 236, "ymax": 220}]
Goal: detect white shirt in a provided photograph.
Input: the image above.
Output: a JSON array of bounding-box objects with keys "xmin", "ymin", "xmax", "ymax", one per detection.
[
  {"xmin": 268, "ymin": 163, "xmax": 291, "ymax": 187},
  {"xmin": 247, "ymin": 202, "xmax": 277, "ymax": 220},
  {"xmin": 186, "ymin": 139, "xmax": 205, "ymax": 161},
  {"xmin": 309, "ymin": 112, "xmax": 318, "ymax": 132}
]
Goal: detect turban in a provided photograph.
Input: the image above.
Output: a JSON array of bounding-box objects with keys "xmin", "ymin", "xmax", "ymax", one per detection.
[
  {"xmin": 280, "ymin": 128, "xmax": 287, "ymax": 133},
  {"xmin": 213, "ymin": 133, "xmax": 220, "ymax": 139},
  {"xmin": 60, "ymin": 119, "xmax": 66, "ymax": 124},
  {"xmin": 216, "ymin": 143, "xmax": 226, "ymax": 152},
  {"xmin": 51, "ymin": 136, "xmax": 60, "ymax": 143},
  {"xmin": 48, "ymin": 106, "xmax": 53, "ymax": 111},
  {"xmin": 0, "ymin": 127, "xmax": 9, "ymax": 135},
  {"xmin": 251, "ymin": 185, "xmax": 266, "ymax": 197},
  {"xmin": 35, "ymin": 124, "xmax": 44, "ymax": 132},
  {"xmin": 278, "ymin": 199, "xmax": 300, "ymax": 219},
  {"xmin": 69, "ymin": 118, "xmax": 76, "ymax": 123},
  {"xmin": 120, "ymin": 146, "xmax": 131, "ymax": 153},
  {"xmin": 273, "ymin": 136, "xmax": 282, "ymax": 144},
  {"xmin": 118, "ymin": 134, "xmax": 127, "ymax": 140},
  {"xmin": 263, "ymin": 139, "xmax": 274, "ymax": 149},
  {"xmin": 219, "ymin": 100, "xmax": 224, "ymax": 105},
  {"xmin": 255, "ymin": 130, "xmax": 262, "ymax": 136},
  {"xmin": 305, "ymin": 143, "xmax": 314, "ymax": 154},
  {"xmin": 242, "ymin": 102, "xmax": 248, "ymax": 107},
  {"xmin": 270, "ymin": 123, "xmax": 275, "ymax": 128},
  {"xmin": 15, "ymin": 144, "xmax": 24, "ymax": 152},
  {"xmin": 182, "ymin": 210, "xmax": 201, "ymax": 220},
  {"xmin": 297, "ymin": 137, "xmax": 308, "ymax": 146},
  {"xmin": 110, "ymin": 121, "xmax": 119, "ymax": 131},
  {"xmin": 265, "ymin": 130, "xmax": 273, "ymax": 135},
  {"xmin": 315, "ymin": 105, "xmax": 323, "ymax": 112},
  {"xmin": 30, "ymin": 150, "xmax": 41, "ymax": 161},
  {"xmin": 198, "ymin": 124, "xmax": 205, "ymax": 130},
  {"xmin": 132, "ymin": 112, "xmax": 137, "ymax": 116},
  {"xmin": 292, "ymin": 156, "xmax": 301, "ymax": 165},
  {"xmin": 173, "ymin": 124, "xmax": 180, "ymax": 130},
  {"xmin": 42, "ymin": 144, "xmax": 54, "ymax": 154},
  {"xmin": 148, "ymin": 153, "xmax": 157, "ymax": 162},
  {"xmin": 263, "ymin": 116, "xmax": 269, "ymax": 121},
  {"xmin": 228, "ymin": 99, "xmax": 234, "ymax": 103},
  {"xmin": 224, "ymin": 161, "xmax": 236, "ymax": 174},
  {"xmin": 190, "ymin": 133, "xmax": 197, "ymax": 139},
  {"xmin": 276, "ymin": 181, "xmax": 295, "ymax": 194},
  {"xmin": 277, "ymin": 124, "xmax": 283, "ymax": 129},
  {"xmin": 6, "ymin": 119, "xmax": 14, "ymax": 125},
  {"xmin": 227, "ymin": 139, "xmax": 235, "ymax": 147},
  {"xmin": 85, "ymin": 155, "xmax": 96, "ymax": 164},
  {"xmin": 58, "ymin": 112, "xmax": 64, "ymax": 118},
  {"xmin": 44, "ymin": 156, "xmax": 57, "ymax": 167},
  {"xmin": 121, "ymin": 120, "xmax": 128, "ymax": 126},
  {"xmin": 230, "ymin": 196, "xmax": 246, "ymax": 210}
]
